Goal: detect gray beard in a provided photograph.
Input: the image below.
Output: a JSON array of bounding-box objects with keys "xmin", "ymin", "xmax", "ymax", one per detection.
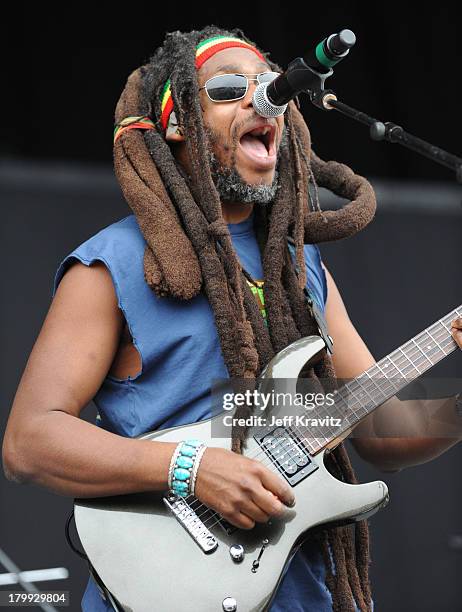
[
  {"xmin": 204, "ymin": 123, "xmax": 286, "ymax": 206},
  {"xmin": 208, "ymin": 152, "xmax": 279, "ymax": 205}
]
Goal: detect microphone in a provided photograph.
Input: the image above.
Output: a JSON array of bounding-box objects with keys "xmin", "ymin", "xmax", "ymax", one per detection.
[{"xmin": 252, "ymin": 29, "xmax": 356, "ymax": 118}]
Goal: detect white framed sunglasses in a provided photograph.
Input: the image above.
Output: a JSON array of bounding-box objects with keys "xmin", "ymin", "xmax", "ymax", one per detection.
[{"xmin": 199, "ymin": 72, "xmax": 280, "ymax": 102}]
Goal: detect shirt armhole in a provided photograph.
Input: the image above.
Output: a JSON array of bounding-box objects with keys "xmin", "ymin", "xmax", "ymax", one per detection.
[{"xmin": 52, "ymin": 253, "xmax": 144, "ymax": 382}]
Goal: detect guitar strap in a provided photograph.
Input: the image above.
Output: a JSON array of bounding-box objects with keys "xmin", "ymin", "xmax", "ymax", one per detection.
[{"xmin": 287, "ymin": 238, "xmax": 334, "ymax": 355}]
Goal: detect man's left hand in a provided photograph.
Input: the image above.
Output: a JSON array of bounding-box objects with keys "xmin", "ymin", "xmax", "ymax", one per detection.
[{"xmin": 450, "ymin": 317, "xmax": 462, "ymax": 349}]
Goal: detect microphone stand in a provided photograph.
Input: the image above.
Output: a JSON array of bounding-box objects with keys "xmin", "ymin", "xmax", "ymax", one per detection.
[{"xmin": 300, "ymin": 66, "xmax": 462, "ymax": 184}]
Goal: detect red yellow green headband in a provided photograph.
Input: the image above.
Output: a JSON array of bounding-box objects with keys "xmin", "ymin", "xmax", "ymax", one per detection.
[
  {"xmin": 113, "ymin": 35, "xmax": 265, "ymax": 144},
  {"xmin": 160, "ymin": 35, "xmax": 265, "ymax": 131}
]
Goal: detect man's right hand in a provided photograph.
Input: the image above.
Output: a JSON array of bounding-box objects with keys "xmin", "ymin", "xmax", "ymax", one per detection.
[{"xmin": 194, "ymin": 447, "xmax": 295, "ymax": 529}]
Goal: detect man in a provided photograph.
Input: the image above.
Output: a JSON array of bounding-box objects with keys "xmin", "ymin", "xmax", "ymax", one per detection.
[{"xmin": 3, "ymin": 26, "xmax": 462, "ymax": 612}]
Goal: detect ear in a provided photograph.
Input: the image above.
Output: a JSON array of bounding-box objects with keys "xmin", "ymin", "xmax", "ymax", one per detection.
[
  {"xmin": 165, "ymin": 111, "xmax": 185, "ymax": 143},
  {"xmin": 166, "ymin": 129, "xmax": 185, "ymax": 143}
]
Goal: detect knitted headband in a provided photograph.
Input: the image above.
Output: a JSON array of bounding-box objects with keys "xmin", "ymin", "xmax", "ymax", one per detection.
[{"xmin": 159, "ymin": 35, "xmax": 266, "ymax": 131}]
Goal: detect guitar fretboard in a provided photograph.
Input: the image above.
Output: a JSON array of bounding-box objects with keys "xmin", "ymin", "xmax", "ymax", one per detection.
[{"xmin": 295, "ymin": 305, "xmax": 462, "ymax": 455}]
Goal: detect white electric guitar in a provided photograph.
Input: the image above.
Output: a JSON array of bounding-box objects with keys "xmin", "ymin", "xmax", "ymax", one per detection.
[{"xmin": 73, "ymin": 304, "xmax": 461, "ymax": 612}]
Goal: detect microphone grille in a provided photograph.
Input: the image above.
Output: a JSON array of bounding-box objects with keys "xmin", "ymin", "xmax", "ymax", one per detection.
[{"xmin": 252, "ymin": 83, "xmax": 287, "ymax": 118}]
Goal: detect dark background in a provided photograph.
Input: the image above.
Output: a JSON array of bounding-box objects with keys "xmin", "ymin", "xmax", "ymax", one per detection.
[{"xmin": 2, "ymin": 2, "xmax": 462, "ymax": 611}]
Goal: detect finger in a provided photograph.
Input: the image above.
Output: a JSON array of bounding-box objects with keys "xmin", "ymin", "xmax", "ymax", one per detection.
[
  {"xmin": 451, "ymin": 317, "xmax": 462, "ymax": 329},
  {"xmin": 251, "ymin": 486, "xmax": 286, "ymax": 517},
  {"xmin": 451, "ymin": 327, "xmax": 462, "ymax": 348},
  {"xmin": 238, "ymin": 499, "xmax": 271, "ymax": 523},
  {"xmin": 259, "ymin": 467, "xmax": 295, "ymax": 507},
  {"xmin": 228, "ymin": 512, "xmax": 256, "ymax": 530}
]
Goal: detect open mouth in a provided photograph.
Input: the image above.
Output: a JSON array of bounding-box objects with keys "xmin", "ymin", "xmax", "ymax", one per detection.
[{"xmin": 239, "ymin": 123, "xmax": 277, "ymax": 163}]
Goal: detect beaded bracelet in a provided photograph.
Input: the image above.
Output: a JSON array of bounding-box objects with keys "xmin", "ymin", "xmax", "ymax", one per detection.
[{"xmin": 168, "ymin": 439, "xmax": 205, "ymax": 498}]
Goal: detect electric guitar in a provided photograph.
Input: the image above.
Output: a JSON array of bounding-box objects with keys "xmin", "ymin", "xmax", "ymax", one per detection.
[{"xmin": 74, "ymin": 304, "xmax": 461, "ymax": 612}]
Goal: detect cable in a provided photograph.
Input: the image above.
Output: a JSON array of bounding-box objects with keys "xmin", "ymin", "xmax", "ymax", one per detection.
[{"xmin": 64, "ymin": 511, "xmax": 87, "ymax": 560}]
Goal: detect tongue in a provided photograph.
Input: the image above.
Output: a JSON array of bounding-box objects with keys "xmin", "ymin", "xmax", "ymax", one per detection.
[{"xmin": 240, "ymin": 134, "xmax": 268, "ymax": 158}]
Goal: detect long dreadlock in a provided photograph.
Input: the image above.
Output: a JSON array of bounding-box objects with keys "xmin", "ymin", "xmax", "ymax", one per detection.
[{"xmin": 113, "ymin": 25, "xmax": 377, "ymax": 612}]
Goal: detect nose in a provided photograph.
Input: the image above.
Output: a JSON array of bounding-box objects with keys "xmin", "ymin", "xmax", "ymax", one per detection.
[{"xmin": 241, "ymin": 78, "xmax": 259, "ymax": 110}]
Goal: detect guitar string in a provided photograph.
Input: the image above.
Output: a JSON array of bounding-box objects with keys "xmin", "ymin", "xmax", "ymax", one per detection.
[
  {"xmin": 189, "ymin": 446, "xmax": 286, "ymax": 529},
  {"xmin": 171, "ymin": 315, "xmax": 460, "ymax": 530},
  {"xmin": 183, "ymin": 323, "xmax": 459, "ymax": 528},
  {"xmin": 197, "ymin": 309, "xmax": 461, "ymax": 476}
]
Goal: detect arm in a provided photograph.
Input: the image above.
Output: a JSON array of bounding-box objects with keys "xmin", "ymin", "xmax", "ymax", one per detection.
[
  {"xmin": 2, "ymin": 261, "xmax": 293, "ymax": 527},
  {"xmin": 2, "ymin": 260, "xmax": 177, "ymax": 497},
  {"xmin": 323, "ymin": 263, "xmax": 462, "ymax": 471}
]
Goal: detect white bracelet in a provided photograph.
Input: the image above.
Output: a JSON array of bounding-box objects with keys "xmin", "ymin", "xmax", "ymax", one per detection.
[
  {"xmin": 190, "ymin": 445, "xmax": 207, "ymax": 496},
  {"xmin": 167, "ymin": 442, "xmax": 183, "ymax": 490}
]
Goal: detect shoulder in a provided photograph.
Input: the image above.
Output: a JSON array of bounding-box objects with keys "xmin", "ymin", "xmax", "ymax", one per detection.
[
  {"xmin": 52, "ymin": 215, "xmax": 145, "ymax": 298},
  {"xmin": 71, "ymin": 214, "xmax": 145, "ymax": 260}
]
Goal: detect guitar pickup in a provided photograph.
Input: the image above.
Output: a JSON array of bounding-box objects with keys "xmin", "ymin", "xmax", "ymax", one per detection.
[
  {"xmin": 255, "ymin": 427, "xmax": 318, "ymax": 485},
  {"xmin": 163, "ymin": 494, "xmax": 218, "ymax": 554}
]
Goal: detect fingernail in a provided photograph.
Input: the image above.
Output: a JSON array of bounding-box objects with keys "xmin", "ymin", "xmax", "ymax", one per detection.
[{"xmin": 285, "ymin": 498, "xmax": 296, "ymax": 508}]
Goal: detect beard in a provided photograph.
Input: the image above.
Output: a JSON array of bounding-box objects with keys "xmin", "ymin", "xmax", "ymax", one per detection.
[
  {"xmin": 209, "ymin": 153, "xmax": 279, "ymax": 205},
  {"xmin": 204, "ymin": 123, "xmax": 285, "ymax": 206}
]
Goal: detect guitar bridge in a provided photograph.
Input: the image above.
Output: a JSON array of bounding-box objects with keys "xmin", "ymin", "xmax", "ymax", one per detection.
[{"xmin": 163, "ymin": 494, "xmax": 218, "ymax": 554}]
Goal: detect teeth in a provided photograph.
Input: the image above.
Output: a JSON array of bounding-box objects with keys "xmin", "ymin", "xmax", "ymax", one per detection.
[{"xmin": 249, "ymin": 126, "xmax": 271, "ymax": 136}]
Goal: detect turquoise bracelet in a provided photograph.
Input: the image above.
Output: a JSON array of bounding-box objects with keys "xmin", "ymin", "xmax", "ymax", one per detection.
[{"xmin": 169, "ymin": 439, "xmax": 205, "ymax": 498}]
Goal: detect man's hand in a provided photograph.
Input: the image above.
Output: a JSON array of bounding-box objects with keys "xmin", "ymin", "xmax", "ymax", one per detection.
[
  {"xmin": 450, "ymin": 317, "xmax": 462, "ymax": 349},
  {"xmin": 194, "ymin": 447, "xmax": 295, "ymax": 529}
]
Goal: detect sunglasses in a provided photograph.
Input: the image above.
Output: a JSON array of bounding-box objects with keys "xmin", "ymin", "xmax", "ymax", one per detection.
[{"xmin": 199, "ymin": 72, "xmax": 280, "ymax": 102}]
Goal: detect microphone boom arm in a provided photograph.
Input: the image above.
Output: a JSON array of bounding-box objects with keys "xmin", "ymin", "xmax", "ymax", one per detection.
[
  {"xmin": 321, "ymin": 95, "xmax": 462, "ymax": 183},
  {"xmin": 300, "ymin": 79, "xmax": 462, "ymax": 184}
]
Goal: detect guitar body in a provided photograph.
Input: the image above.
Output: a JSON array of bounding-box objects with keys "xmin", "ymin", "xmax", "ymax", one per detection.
[{"xmin": 75, "ymin": 415, "xmax": 388, "ymax": 611}]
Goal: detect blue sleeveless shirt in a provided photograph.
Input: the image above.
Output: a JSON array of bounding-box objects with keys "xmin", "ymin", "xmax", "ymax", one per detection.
[{"xmin": 52, "ymin": 212, "xmax": 335, "ymax": 612}]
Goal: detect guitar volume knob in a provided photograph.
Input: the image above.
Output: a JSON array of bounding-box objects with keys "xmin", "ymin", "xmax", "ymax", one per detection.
[
  {"xmin": 229, "ymin": 544, "xmax": 245, "ymax": 562},
  {"xmin": 222, "ymin": 596, "xmax": 237, "ymax": 611}
]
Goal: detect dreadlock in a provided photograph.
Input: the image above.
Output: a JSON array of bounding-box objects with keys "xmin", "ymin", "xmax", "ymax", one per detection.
[{"xmin": 113, "ymin": 25, "xmax": 377, "ymax": 612}]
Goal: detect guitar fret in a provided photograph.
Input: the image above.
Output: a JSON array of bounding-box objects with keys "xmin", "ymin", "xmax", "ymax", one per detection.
[
  {"xmin": 344, "ymin": 382, "xmax": 369, "ymax": 411},
  {"xmin": 305, "ymin": 305, "xmax": 462, "ymax": 453},
  {"xmin": 438, "ymin": 319, "xmax": 451, "ymax": 334},
  {"xmin": 368, "ymin": 372, "xmax": 404, "ymax": 398},
  {"xmin": 363, "ymin": 371, "xmax": 389, "ymax": 400},
  {"xmin": 386, "ymin": 354, "xmax": 406, "ymax": 377},
  {"xmin": 410, "ymin": 338, "xmax": 434, "ymax": 367},
  {"xmin": 335, "ymin": 391, "xmax": 362, "ymax": 425},
  {"xmin": 398, "ymin": 346, "xmax": 422, "ymax": 374},
  {"xmin": 359, "ymin": 375, "xmax": 381, "ymax": 396},
  {"xmin": 332, "ymin": 395, "xmax": 353, "ymax": 425},
  {"xmin": 305, "ymin": 397, "xmax": 345, "ymax": 431},
  {"xmin": 369, "ymin": 362, "xmax": 401, "ymax": 393},
  {"xmin": 357, "ymin": 374, "xmax": 378, "ymax": 404},
  {"xmin": 406, "ymin": 338, "xmax": 428, "ymax": 369},
  {"xmin": 425, "ymin": 329, "xmax": 447, "ymax": 356},
  {"xmin": 345, "ymin": 383, "xmax": 369, "ymax": 420},
  {"xmin": 390, "ymin": 360, "xmax": 414, "ymax": 377},
  {"xmin": 415, "ymin": 332, "xmax": 441, "ymax": 362},
  {"xmin": 429, "ymin": 324, "xmax": 449, "ymax": 343},
  {"xmin": 376, "ymin": 358, "xmax": 401, "ymax": 379}
]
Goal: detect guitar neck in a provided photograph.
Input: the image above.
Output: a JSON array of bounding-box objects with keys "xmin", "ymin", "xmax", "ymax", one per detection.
[{"xmin": 300, "ymin": 304, "xmax": 462, "ymax": 455}]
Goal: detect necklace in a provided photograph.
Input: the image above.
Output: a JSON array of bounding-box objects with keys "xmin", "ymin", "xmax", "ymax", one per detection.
[{"xmin": 241, "ymin": 266, "xmax": 267, "ymax": 324}]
